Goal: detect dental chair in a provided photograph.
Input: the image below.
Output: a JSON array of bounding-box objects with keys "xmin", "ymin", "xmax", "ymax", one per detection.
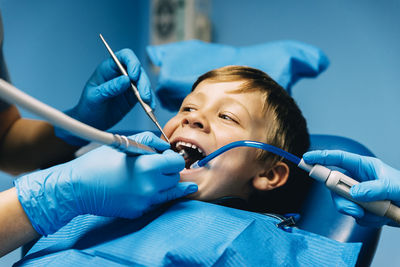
[{"xmin": 145, "ymin": 39, "xmax": 382, "ymax": 266}]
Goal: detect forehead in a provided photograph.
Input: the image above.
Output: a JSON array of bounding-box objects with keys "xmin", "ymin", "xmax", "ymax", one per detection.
[{"xmin": 190, "ymin": 80, "xmax": 265, "ymax": 104}]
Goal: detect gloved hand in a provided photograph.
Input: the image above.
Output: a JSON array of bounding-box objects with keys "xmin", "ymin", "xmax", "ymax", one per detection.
[
  {"xmin": 14, "ymin": 132, "xmax": 197, "ymax": 236},
  {"xmin": 303, "ymin": 150, "xmax": 400, "ymax": 227},
  {"xmin": 55, "ymin": 48, "xmax": 155, "ymax": 146}
]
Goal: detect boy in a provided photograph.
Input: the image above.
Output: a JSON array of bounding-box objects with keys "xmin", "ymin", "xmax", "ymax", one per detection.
[
  {"xmin": 16, "ymin": 66, "xmax": 360, "ymax": 267},
  {"xmin": 165, "ymin": 65, "xmax": 311, "ymax": 214}
]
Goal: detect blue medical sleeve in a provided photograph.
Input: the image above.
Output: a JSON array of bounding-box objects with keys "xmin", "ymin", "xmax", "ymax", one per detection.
[
  {"xmin": 16, "ymin": 200, "xmax": 360, "ymax": 267},
  {"xmin": 147, "ymin": 40, "xmax": 329, "ymax": 111}
]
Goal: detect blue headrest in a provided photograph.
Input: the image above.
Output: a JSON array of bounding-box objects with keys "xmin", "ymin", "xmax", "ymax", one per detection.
[
  {"xmin": 147, "ymin": 40, "xmax": 329, "ymax": 111},
  {"xmin": 309, "ymin": 134, "xmax": 375, "ymax": 157}
]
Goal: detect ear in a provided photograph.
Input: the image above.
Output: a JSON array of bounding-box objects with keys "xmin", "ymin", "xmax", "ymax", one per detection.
[{"xmin": 252, "ymin": 162, "xmax": 289, "ymax": 191}]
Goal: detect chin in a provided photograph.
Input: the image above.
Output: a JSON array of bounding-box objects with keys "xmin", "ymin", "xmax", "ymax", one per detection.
[{"xmin": 179, "ymin": 175, "xmax": 212, "ymax": 201}]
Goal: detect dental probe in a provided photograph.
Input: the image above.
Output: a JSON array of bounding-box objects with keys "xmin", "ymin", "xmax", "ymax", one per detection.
[
  {"xmin": 0, "ymin": 79, "xmax": 156, "ymax": 156},
  {"xmin": 190, "ymin": 140, "xmax": 400, "ymax": 224},
  {"xmin": 99, "ymin": 34, "xmax": 169, "ymax": 143}
]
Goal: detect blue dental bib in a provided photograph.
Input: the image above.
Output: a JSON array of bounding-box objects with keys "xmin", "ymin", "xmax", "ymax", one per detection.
[{"xmin": 16, "ymin": 200, "xmax": 361, "ymax": 267}]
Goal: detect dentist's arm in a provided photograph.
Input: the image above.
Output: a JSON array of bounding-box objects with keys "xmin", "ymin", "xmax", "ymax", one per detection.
[
  {"xmin": 0, "ymin": 106, "xmax": 77, "ymax": 175},
  {"xmin": 0, "ymin": 188, "xmax": 40, "ymax": 256},
  {"xmin": 0, "ymin": 132, "xmax": 197, "ymax": 256},
  {"xmin": 303, "ymin": 150, "xmax": 400, "ymax": 227}
]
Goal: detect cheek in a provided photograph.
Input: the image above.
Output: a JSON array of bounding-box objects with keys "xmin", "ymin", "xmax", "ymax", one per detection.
[
  {"xmin": 163, "ymin": 117, "xmax": 180, "ymax": 137},
  {"xmin": 200, "ymin": 151, "xmax": 259, "ymax": 199},
  {"xmin": 214, "ymin": 128, "xmax": 248, "ymax": 147},
  {"xmin": 210, "ymin": 148, "xmax": 259, "ymax": 182}
]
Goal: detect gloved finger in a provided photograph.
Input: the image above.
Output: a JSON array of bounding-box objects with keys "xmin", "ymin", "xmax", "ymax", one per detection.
[
  {"xmin": 331, "ymin": 192, "xmax": 364, "ymax": 218},
  {"xmin": 95, "ymin": 56, "xmax": 127, "ymax": 81},
  {"xmin": 303, "ymin": 150, "xmax": 372, "ymax": 179},
  {"xmin": 151, "ymin": 182, "xmax": 198, "ymax": 206},
  {"xmin": 155, "ymin": 149, "xmax": 185, "ymax": 175},
  {"xmin": 350, "ymin": 180, "xmax": 387, "ymax": 202},
  {"xmin": 131, "ymin": 151, "xmax": 182, "ymax": 192},
  {"xmin": 99, "ymin": 48, "xmax": 139, "ymax": 80},
  {"xmin": 129, "ymin": 132, "xmax": 170, "ymax": 151},
  {"xmin": 139, "ymin": 150, "xmax": 184, "ymax": 185},
  {"xmin": 137, "ymin": 68, "xmax": 155, "ymax": 109},
  {"xmin": 353, "ymin": 179, "xmax": 400, "ymax": 203},
  {"xmin": 89, "ymin": 76, "xmax": 131, "ymax": 103},
  {"xmin": 116, "ymin": 49, "xmax": 155, "ymax": 109},
  {"xmin": 115, "ymin": 48, "xmax": 140, "ymax": 75}
]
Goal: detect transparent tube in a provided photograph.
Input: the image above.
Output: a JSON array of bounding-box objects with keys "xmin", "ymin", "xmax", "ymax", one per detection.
[{"xmin": 191, "ymin": 140, "xmax": 300, "ymax": 168}]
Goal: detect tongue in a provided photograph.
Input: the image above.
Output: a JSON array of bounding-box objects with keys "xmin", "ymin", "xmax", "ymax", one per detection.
[
  {"xmin": 180, "ymin": 147, "xmax": 204, "ymax": 169},
  {"xmin": 184, "ymin": 158, "xmax": 193, "ymax": 169}
]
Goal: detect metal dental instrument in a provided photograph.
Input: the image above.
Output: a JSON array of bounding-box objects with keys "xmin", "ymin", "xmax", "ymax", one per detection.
[
  {"xmin": 99, "ymin": 34, "xmax": 169, "ymax": 143},
  {"xmin": 0, "ymin": 79, "xmax": 156, "ymax": 156}
]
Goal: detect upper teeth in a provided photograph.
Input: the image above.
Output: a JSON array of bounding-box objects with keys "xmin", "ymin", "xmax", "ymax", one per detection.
[{"xmin": 176, "ymin": 141, "xmax": 205, "ymax": 156}]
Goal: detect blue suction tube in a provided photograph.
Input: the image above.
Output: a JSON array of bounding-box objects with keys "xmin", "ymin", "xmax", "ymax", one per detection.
[
  {"xmin": 191, "ymin": 140, "xmax": 301, "ymax": 168},
  {"xmin": 190, "ymin": 140, "xmax": 400, "ymax": 224}
]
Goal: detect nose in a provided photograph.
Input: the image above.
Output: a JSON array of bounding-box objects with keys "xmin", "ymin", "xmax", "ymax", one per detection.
[{"xmin": 181, "ymin": 111, "xmax": 210, "ymax": 132}]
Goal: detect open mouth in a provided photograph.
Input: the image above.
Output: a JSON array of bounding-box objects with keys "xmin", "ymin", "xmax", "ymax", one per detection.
[{"xmin": 172, "ymin": 141, "xmax": 207, "ymax": 169}]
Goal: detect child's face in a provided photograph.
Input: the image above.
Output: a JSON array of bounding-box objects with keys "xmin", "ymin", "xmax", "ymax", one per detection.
[{"xmin": 163, "ymin": 80, "xmax": 270, "ymax": 201}]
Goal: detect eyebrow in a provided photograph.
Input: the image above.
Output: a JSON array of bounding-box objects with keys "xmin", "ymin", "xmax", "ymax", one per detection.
[{"xmin": 188, "ymin": 91, "xmax": 253, "ymax": 121}]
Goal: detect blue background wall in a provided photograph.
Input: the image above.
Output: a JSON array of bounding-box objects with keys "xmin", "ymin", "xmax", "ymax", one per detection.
[{"xmin": 1, "ymin": 0, "xmax": 399, "ymax": 266}]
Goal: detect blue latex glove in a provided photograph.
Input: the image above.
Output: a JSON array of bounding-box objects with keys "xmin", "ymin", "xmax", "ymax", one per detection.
[
  {"xmin": 14, "ymin": 132, "xmax": 197, "ymax": 236},
  {"xmin": 55, "ymin": 48, "xmax": 155, "ymax": 146},
  {"xmin": 147, "ymin": 40, "xmax": 329, "ymax": 111},
  {"xmin": 303, "ymin": 150, "xmax": 400, "ymax": 227}
]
